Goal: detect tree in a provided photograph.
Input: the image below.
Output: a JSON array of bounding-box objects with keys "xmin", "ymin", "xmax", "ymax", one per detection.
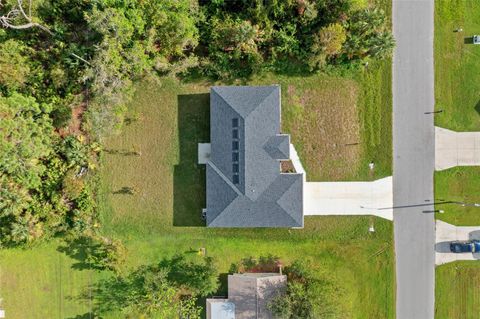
[
  {"xmin": 343, "ymin": 8, "xmax": 395, "ymax": 60},
  {"xmin": 206, "ymin": 16, "xmax": 264, "ymax": 78},
  {"xmin": 159, "ymin": 254, "xmax": 219, "ymax": 297},
  {"xmin": 0, "ymin": 39, "xmax": 30, "ymax": 88},
  {"xmin": 0, "ymin": 0, "xmax": 52, "ymax": 34},
  {"xmin": 83, "ymin": 1, "xmax": 200, "ymax": 138},
  {"xmin": 268, "ymin": 260, "xmax": 342, "ymax": 319},
  {"xmin": 308, "ymin": 22, "xmax": 347, "ymax": 70},
  {"xmin": 0, "ymin": 92, "xmax": 97, "ymax": 247},
  {"xmin": 0, "ymin": 93, "xmax": 54, "ymax": 218},
  {"xmin": 140, "ymin": 0, "xmax": 199, "ymax": 59},
  {"xmin": 317, "ymin": 23, "xmax": 347, "ymax": 57},
  {"xmin": 58, "ymin": 235, "xmax": 126, "ymax": 273},
  {"xmin": 88, "ymin": 254, "xmax": 214, "ymax": 317}
]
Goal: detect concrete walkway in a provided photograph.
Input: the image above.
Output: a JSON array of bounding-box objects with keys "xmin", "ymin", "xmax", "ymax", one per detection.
[
  {"xmin": 304, "ymin": 177, "xmax": 393, "ymax": 220},
  {"xmin": 435, "ymin": 126, "xmax": 480, "ymax": 170},
  {"xmin": 198, "ymin": 143, "xmax": 211, "ymax": 164},
  {"xmin": 435, "ymin": 220, "xmax": 480, "ymax": 265}
]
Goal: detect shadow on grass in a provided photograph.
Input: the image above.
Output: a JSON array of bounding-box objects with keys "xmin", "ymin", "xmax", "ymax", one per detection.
[
  {"xmin": 66, "ymin": 313, "xmax": 102, "ymax": 319},
  {"xmin": 464, "ymin": 37, "xmax": 474, "ymax": 44},
  {"xmin": 112, "ymin": 186, "xmax": 136, "ymax": 195},
  {"xmin": 57, "ymin": 237, "xmax": 109, "ymax": 272},
  {"xmin": 173, "ymin": 93, "xmax": 210, "ymax": 227},
  {"xmin": 475, "ymin": 100, "xmax": 480, "ymax": 115}
]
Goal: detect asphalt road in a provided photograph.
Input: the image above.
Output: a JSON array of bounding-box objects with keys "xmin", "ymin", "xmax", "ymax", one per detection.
[{"xmin": 392, "ymin": 1, "xmax": 435, "ymax": 318}]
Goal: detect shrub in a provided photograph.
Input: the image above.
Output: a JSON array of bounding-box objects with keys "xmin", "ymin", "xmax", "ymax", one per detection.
[
  {"xmin": 58, "ymin": 235, "xmax": 126, "ymax": 273},
  {"xmin": 63, "ymin": 170, "xmax": 85, "ymax": 200},
  {"xmin": 268, "ymin": 260, "xmax": 343, "ymax": 319}
]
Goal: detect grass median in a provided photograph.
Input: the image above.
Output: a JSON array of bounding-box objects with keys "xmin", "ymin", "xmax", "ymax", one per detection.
[
  {"xmin": 434, "ymin": 2, "xmax": 480, "ymax": 318},
  {"xmin": 434, "ymin": 0, "xmax": 480, "ymax": 131}
]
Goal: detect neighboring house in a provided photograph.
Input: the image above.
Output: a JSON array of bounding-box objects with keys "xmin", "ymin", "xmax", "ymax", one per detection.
[
  {"xmin": 204, "ymin": 85, "xmax": 304, "ymax": 227},
  {"xmin": 206, "ymin": 273, "xmax": 287, "ymax": 319}
]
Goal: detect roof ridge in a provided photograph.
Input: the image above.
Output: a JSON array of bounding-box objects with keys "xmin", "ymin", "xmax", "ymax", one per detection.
[
  {"xmin": 275, "ymin": 176, "xmax": 303, "ymax": 225},
  {"xmin": 272, "ymin": 202, "xmax": 299, "ymax": 225},
  {"xmin": 207, "ymin": 162, "xmax": 242, "ymax": 226},
  {"xmin": 211, "ymin": 89, "xmax": 233, "ymax": 115},
  {"xmin": 208, "ymin": 162, "xmax": 242, "ymax": 196},
  {"xmin": 262, "ymin": 134, "xmax": 290, "ymax": 160}
]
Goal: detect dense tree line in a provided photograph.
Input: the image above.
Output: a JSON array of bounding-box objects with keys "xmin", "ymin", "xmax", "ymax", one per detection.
[
  {"xmin": 0, "ymin": 0, "xmax": 393, "ymax": 247},
  {"xmin": 200, "ymin": 0, "xmax": 394, "ymax": 77}
]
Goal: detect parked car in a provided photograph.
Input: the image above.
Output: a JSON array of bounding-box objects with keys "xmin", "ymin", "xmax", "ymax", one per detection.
[
  {"xmin": 474, "ymin": 35, "xmax": 480, "ymax": 45},
  {"xmin": 450, "ymin": 240, "xmax": 480, "ymax": 253}
]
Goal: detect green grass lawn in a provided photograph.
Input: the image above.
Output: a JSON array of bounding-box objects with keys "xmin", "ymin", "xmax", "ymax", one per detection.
[
  {"xmin": 435, "ymin": 167, "xmax": 480, "ymax": 226},
  {"xmin": 98, "ymin": 76, "xmax": 394, "ymax": 318},
  {"xmin": 0, "ymin": 72, "xmax": 394, "ymax": 318},
  {"xmin": 434, "ymin": 2, "xmax": 480, "ymax": 318},
  {"xmin": 436, "ymin": 262, "xmax": 480, "ymax": 319},
  {"xmin": 435, "ymin": 0, "xmax": 480, "ymax": 131}
]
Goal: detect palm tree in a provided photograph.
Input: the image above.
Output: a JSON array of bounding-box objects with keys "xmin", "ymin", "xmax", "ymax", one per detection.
[{"xmin": 368, "ymin": 32, "xmax": 395, "ymax": 59}]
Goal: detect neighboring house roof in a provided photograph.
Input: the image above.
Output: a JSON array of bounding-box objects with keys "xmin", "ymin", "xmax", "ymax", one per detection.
[
  {"xmin": 206, "ymin": 86, "xmax": 303, "ymax": 227},
  {"xmin": 206, "ymin": 299, "xmax": 235, "ymax": 319},
  {"xmin": 206, "ymin": 273, "xmax": 287, "ymax": 319}
]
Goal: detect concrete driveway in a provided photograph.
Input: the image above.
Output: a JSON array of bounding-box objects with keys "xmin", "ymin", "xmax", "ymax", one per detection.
[
  {"xmin": 435, "ymin": 127, "xmax": 480, "ymax": 170},
  {"xmin": 435, "ymin": 220, "xmax": 480, "ymax": 265},
  {"xmin": 304, "ymin": 177, "xmax": 393, "ymax": 220}
]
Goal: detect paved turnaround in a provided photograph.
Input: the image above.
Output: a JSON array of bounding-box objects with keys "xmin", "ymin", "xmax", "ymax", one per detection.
[{"xmin": 392, "ymin": 1, "xmax": 435, "ymax": 318}]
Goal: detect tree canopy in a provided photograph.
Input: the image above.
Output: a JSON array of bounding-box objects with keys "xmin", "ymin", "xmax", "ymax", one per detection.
[{"xmin": 88, "ymin": 254, "xmax": 218, "ymax": 317}]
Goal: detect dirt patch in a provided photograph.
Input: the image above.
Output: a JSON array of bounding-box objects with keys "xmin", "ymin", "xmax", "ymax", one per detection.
[
  {"xmin": 280, "ymin": 160, "xmax": 296, "ymax": 173},
  {"xmin": 59, "ymin": 103, "xmax": 86, "ymax": 137},
  {"xmin": 283, "ymin": 79, "xmax": 361, "ymax": 181}
]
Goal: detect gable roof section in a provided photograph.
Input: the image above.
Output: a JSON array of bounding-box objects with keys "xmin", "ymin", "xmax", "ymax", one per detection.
[
  {"xmin": 213, "ymin": 86, "xmax": 278, "ymax": 118},
  {"xmin": 263, "ymin": 135, "xmax": 290, "ymax": 160},
  {"xmin": 206, "ymin": 86, "xmax": 303, "ymax": 228}
]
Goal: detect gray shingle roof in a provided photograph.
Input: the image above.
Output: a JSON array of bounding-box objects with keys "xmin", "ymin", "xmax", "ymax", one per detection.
[{"xmin": 206, "ymin": 86, "xmax": 303, "ymax": 228}]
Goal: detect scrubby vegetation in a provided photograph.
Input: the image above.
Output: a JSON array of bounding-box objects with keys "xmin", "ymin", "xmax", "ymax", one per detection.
[
  {"xmin": 85, "ymin": 254, "xmax": 217, "ymax": 317},
  {"xmin": 268, "ymin": 260, "xmax": 341, "ymax": 319}
]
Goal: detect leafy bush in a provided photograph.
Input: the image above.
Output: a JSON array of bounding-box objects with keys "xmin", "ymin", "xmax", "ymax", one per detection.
[
  {"xmin": 0, "ymin": 39, "xmax": 31, "ymax": 89},
  {"xmin": 159, "ymin": 254, "xmax": 219, "ymax": 297},
  {"xmin": 58, "ymin": 235, "xmax": 126, "ymax": 273},
  {"xmin": 63, "ymin": 170, "xmax": 85, "ymax": 200},
  {"xmin": 86, "ymin": 254, "xmax": 216, "ymax": 317},
  {"xmin": 268, "ymin": 260, "xmax": 342, "ymax": 319},
  {"xmin": 229, "ymin": 254, "xmax": 281, "ymax": 273}
]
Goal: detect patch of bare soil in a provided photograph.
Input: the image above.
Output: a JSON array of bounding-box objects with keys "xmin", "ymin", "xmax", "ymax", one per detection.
[{"xmin": 59, "ymin": 103, "xmax": 86, "ymax": 137}]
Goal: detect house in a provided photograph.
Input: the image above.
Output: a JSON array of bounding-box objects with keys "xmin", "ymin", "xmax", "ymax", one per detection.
[
  {"xmin": 203, "ymin": 85, "xmax": 304, "ymax": 227},
  {"xmin": 206, "ymin": 273, "xmax": 287, "ymax": 319}
]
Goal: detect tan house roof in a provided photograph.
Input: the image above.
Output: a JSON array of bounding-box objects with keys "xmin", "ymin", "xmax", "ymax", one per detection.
[{"xmin": 207, "ymin": 273, "xmax": 287, "ymax": 319}]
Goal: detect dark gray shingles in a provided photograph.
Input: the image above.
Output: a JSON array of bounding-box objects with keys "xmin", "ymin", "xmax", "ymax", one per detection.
[
  {"xmin": 207, "ymin": 86, "xmax": 303, "ymax": 228},
  {"xmin": 210, "ymin": 89, "xmax": 245, "ymax": 194},
  {"xmin": 213, "ymin": 86, "xmax": 278, "ymax": 118},
  {"xmin": 206, "ymin": 164, "xmax": 239, "ymax": 225},
  {"xmin": 263, "ymin": 135, "xmax": 290, "ymax": 160}
]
